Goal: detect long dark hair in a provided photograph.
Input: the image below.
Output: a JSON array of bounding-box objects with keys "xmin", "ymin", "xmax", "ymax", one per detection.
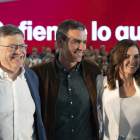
[{"xmin": 107, "ymin": 39, "xmax": 140, "ymax": 90}]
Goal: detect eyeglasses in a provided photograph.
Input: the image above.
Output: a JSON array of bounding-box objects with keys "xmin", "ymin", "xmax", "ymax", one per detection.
[{"xmin": 0, "ymin": 44, "xmax": 28, "ymax": 52}]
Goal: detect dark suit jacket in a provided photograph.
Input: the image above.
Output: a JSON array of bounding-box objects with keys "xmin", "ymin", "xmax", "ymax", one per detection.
[
  {"xmin": 31, "ymin": 58, "xmax": 101, "ymax": 140},
  {"xmin": 24, "ymin": 67, "xmax": 47, "ymax": 140}
]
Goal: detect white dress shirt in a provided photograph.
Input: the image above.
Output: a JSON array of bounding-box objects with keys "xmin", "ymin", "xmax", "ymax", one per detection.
[{"xmin": 0, "ymin": 67, "xmax": 36, "ymax": 140}]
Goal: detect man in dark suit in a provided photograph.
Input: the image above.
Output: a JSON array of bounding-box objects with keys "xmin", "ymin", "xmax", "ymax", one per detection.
[
  {"xmin": 0, "ymin": 24, "xmax": 46, "ymax": 140},
  {"xmin": 31, "ymin": 20, "xmax": 100, "ymax": 140}
]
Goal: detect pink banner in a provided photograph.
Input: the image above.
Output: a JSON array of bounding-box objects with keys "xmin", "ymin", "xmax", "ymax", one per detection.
[{"xmin": 0, "ymin": 0, "xmax": 140, "ymax": 53}]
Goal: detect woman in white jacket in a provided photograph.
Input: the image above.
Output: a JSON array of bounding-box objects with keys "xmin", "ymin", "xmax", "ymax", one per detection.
[{"xmin": 97, "ymin": 39, "xmax": 140, "ymax": 140}]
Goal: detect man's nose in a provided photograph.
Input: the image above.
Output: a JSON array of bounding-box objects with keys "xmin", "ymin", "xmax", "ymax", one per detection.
[
  {"xmin": 79, "ymin": 43, "xmax": 86, "ymax": 51},
  {"xmin": 15, "ymin": 46, "xmax": 22, "ymax": 54}
]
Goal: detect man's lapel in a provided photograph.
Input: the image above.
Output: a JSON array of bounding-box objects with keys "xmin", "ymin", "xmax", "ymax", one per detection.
[{"xmin": 24, "ymin": 68, "xmax": 38, "ymax": 106}]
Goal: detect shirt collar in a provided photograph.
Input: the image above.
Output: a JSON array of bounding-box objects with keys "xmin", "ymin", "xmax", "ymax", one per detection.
[
  {"xmin": 0, "ymin": 67, "xmax": 25, "ymax": 81},
  {"xmin": 19, "ymin": 67, "xmax": 25, "ymax": 79},
  {"xmin": 55, "ymin": 58, "xmax": 81, "ymax": 74}
]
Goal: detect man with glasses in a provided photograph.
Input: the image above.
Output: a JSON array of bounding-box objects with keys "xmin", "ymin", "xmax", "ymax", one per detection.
[
  {"xmin": 0, "ymin": 24, "xmax": 46, "ymax": 140},
  {"xmin": 31, "ymin": 20, "xmax": 101, "ymax": 140}
]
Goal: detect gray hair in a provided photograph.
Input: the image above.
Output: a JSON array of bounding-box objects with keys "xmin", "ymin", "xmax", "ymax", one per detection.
[
  {"xmin": 56, "ymin": 20, "xmax": 86, "ymax": 41},
  {"xmin": 0, "ymin": 24, "xmax": 24, "ymax": 38}
]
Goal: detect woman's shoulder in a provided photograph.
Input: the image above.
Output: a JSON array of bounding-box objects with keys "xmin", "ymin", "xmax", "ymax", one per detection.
[{"xmin": 96, "ymin": 74, "xmax": 108, "ymax": 87}]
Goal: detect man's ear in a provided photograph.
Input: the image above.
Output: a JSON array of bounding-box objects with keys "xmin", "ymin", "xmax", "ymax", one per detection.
[{"xmin": 56, "ymin": 37, "xmax": 64, "ymax": 49}]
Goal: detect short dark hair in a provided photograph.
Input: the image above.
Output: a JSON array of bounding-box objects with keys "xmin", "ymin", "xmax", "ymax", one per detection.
[
  {"xmin": 56, "ymin": 20, "xmax": 86, "ymax": 41},
  {"xmin": 0, "ymin": 24, "xmax": 24, "ymax": 38}
]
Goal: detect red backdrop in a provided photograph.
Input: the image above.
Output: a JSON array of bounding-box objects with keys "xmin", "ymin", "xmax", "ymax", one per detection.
[{"xmin": 0, "ymin": 0, "xmax": 140, "ymax": 54}]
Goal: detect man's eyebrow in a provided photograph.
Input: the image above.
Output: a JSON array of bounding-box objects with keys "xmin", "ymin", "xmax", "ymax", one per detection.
[
  {"xmin": 72, "ymin": 39, "xmax": 80, "ymax": 41},
  {"xmin": 9, "ymin": 44, "xmax": 25, "ymax": 45},
  {"xmin": 72, "ymin": 39, "xmax": 87, "ymax": 42}
]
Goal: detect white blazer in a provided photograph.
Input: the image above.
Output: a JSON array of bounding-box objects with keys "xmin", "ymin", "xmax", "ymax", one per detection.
[{"xmin": 96, "ymin": 75, "xmax": 140, "ymax": 140}]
